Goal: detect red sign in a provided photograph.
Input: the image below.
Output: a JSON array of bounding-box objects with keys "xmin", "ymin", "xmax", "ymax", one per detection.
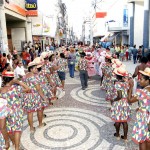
[
  {"xmin": 96, "ymin": 12, "xmax": 107, "ymax": 18},
  {"xmin": 26, "ymin": 10, "xmax": 38, "ymax": 16}
]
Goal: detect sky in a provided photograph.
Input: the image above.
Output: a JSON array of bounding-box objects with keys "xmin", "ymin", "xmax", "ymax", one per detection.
[
  {"xmin": 62, "ymin": 0, "xmax": 92, "ymax": 37},
  {"xmin": 38, "ymin": 0, "xmax": 121, "ymax": 38},
  {"xmin": 38, "ymin": 0, "xmax": 93, "ymax": 37}
]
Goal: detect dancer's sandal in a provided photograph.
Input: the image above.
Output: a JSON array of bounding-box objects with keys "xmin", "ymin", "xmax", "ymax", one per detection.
[
  {"xmin": 114, "ymin": 133, "xmax": 120, "ymax": 140},
  {"xmin": 30, "ymin": 127, "xmax": 36, "ymax": 134},
  {"xmin": 3, "ymin": 141, "xmax": 10, "ymax": 150},
  {"xmin": 49, "ymin": 102, "xmax": 53, "ymax": 106},
  {"xmin": 43, "ymin": 114, "xmax": 47, "ymax": 118},
  {"xmin": 121, "ymin": 135, "xmax": 128, "ymax": 143},
  {"xmin": 38, "ymin": 122, "xmax": 47, "ymax": 128}
]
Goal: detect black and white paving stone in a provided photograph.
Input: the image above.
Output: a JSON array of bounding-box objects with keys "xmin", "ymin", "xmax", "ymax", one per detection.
[{"xmin": 18, "ymin": 62, "xmax": 138, "ymax": 150}]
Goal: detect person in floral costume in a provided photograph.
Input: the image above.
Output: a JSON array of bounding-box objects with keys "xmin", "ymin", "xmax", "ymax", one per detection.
[
  {"xmin": 33, "ymin": 57, "xmax": 54, "ymax": 105},
  {"xmin": 111, "ymin": 67, "xmax": 131, "ymax": 142},
  {"xmin": 85, "ymin": 52, "xmax": 96, "ymax": 77},
  {"xmin": 22, "ymin": 62, "xmax": 48, "ymax": 134},
  {"xmin": 0, "ymin": 71, "xmax": 30, "ymax": 150},
  {"xmin": 101, "ymin": 54, "xmax": 111, "ymax": 90},
  {"xmin": 49, "ymin": 54, "xmax": 62, "ymax": 100},
  {"xmin": 57, "ymin": 53, "xmax": 68, "ymax": 91},
  {"xmin": 0, "ymin": 98, "xmax": 12, "ymax": 150},
  {"xmin": 128, "ymin": 68, "xmax": 150, "ymax": 150}
]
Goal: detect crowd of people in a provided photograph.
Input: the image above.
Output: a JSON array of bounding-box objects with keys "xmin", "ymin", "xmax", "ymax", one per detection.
[{"xmin": 0, "ymin": 43, "xmax": 149, "ymax": 150}]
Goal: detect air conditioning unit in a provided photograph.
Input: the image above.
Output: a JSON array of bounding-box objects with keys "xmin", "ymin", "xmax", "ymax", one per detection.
[{"xmin": 0, "ymin": 0, "xmax": 4, "ymax": 5}]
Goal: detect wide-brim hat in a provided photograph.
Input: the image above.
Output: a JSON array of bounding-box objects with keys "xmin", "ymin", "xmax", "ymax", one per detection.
[
  {"xmin": 41, "ymin": 52, "xmax": 49, "ymax": 59},
  {"xmin": 33, "ymin": 57, "xmax": 44, "ymax": 68},
  {"xmin": 105, "ymin": 53, "xmax": 112, "ymax": 59},
  {"xmin": 86, "ymin": 52, "xmax": 92, "ymax": 56},
  {"xmin": 112, "ymin": 60, "xmax": 126, "ymax": 68},
  {"xmin": 28, "ymin": 62, "xmax": 37, "ymax": 68},
  {"xmin": 2, "ymin": 71, "xmax": 14, "ymax": 77},
  {"xmin": 139, "ymin": 68, "xmax": 150, "ymax": 77},
  {"xmin": 47, "ymin": 51, "xmax": 53, "ymax": 57},
  {"xmin": 114, "ymin": 67, "xmax": 128, "ymax": 77},
  {"xmin": 112, "ymin": 59, "xmax": 119, "ymax": 64},
  {"xmin": 100, "ymin": 51, "xmax": 106, "ymax": 57},
  {"xmin": 70, "ymin": 47, "xmax": 75, "ymax": 52}
]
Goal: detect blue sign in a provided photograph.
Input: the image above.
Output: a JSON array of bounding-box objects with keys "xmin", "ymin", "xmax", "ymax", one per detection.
[
  {"xmin": 123, "ymin": 8, "xmax": 128, "ymax": 27},
  {"xmin": 25, "ymin": 0, "xmax": 38, "ymax": 10}
]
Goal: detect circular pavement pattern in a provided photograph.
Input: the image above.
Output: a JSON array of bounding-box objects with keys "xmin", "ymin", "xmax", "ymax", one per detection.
[
  {"xmin": 56, "ymin": 88, "xmax": 65, "ymax": 99},
  {"xmin": 70, "ymin": 85, "xmax": 111, "ymax": 107},
  {"xmin": 21, "ymin": 108, "xmax": 126, "ymax": 150}
]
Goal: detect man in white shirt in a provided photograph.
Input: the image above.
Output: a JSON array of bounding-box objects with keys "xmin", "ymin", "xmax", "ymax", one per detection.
[
  {"xmin": 14, "ymin": 61, "xmax": 25, "ymax": 79},
  {"xmin": 7, "ymin": 54, "xmax": 13, "ymax": 69}
]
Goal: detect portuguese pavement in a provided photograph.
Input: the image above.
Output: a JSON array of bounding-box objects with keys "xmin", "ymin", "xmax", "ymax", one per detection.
[{"xmin": 19, "ymin": 61, "xmax": 139, "ymax": 150}]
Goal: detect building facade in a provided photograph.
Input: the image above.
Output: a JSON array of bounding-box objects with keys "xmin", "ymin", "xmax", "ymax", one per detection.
[
  {"xmin": 128, "ymin": 0, "xmax": 150, "ymax": 52},
  {"xmin": 0, "ymin": 0, "xmax": 34, "ymax": 53}
]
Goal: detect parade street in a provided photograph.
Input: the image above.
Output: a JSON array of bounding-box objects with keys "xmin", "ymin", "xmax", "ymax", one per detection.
[{"xmin": 18, "ymin": 61, "xmax": 139, "ymax": 150}]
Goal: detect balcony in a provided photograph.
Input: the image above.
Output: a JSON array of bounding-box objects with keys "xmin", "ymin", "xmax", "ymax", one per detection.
[{"xmin": 107, "ymin": 21, "xmax": 129, "ymax": 32}]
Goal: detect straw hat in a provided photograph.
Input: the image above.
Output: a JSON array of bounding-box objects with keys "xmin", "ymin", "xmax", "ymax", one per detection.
[
  {"xmin": 111, "ymin": 59, "xmax": 119, "ymax": 64},
  {"xmin": 33, "ymin": 57, "xmax": 44, "ymax": 68},
  {"xmin": 41, "ymin": 52, "xmax": 49, "ymax": 59},
  {"xmin": 105, "ymin": 53, "xmax": 112, "ymax": 59},
  {"xmin": 47, "ymin": 51, "xmax": 53, "ymax": 57},
  {"xmin": 139, "ymin": 68, "xmax": 150, "ymax": 77},
  {"xmin": 114, "ymin": 67, "xmax": 128, "ymax": 77},
  {"xmin": 70, "ymin": 47, "xmax": 75, "ymax": 52},
  {"xmin": 28, "ymin": 61, "xmax": 37, "ymax": 68},
  {"xmin": 112, "ymin": 60, "xmax": 126, "ymax": 68},
  {"xmin": 86, "ymin": 52, "xmax": 92, "ymax": 56},
  {"xmin": 100, "ymin": 51, "xmax": 106, "ymax": 57},
  {"xmin": 2, "ymin": 71, "xmax": 14, "ymax": 77}
]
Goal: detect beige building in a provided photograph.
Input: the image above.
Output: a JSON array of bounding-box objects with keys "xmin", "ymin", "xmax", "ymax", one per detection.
[{"xmin": 0, "ymin": 0, "xmax": 33, "ymax": 54}]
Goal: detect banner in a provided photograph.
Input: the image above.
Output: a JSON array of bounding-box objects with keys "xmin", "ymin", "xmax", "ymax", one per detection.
[
  {"xmin": 25, "ymin": 0, "xmax": 38, "ymax": 16},
  {"xmin": 123, "ymin": 8, "xmax": 128, "ymax": 27}
]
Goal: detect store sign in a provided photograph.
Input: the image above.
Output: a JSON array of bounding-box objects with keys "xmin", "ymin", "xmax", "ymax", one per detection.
[
  {"xmin": 25, "ymin": 0, "xmax": 38, "ymax": 16},
  {"xmin": 25, "ymin": 0, "xmax": 37, "ymax": 10}
]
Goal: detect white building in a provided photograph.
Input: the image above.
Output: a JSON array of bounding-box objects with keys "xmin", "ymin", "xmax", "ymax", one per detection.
[
  {"xmin": 128, "ymin": 0, "xmax": 150, "ymax": 50},
  {"xmin": 31, "ymin": 13, "xmax": 57, "ymax": 49},
  {"xmin": 104, "ymin": 0, "xmax": 129, "ymax": 45}
]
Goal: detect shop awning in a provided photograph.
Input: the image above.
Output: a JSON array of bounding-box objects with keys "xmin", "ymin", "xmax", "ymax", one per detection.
[
  {"xmin": 100, "ymin": 32, "xmax": 110, "ymax": 42},
  {"xmin": 101, "ymin": 32, "xmax": 120, "ymax": 42}
]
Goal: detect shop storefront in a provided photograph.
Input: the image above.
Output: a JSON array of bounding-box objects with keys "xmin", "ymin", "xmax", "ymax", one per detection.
[{"xmin": 0, "ymin": 0, "xmax": 38, "ymax": 53}]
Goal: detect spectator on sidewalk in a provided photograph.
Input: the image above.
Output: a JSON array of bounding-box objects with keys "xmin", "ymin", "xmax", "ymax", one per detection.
[
  {"xmin": 132, "ymin": 57, "xmax": 148, "ymax": 88},
  {"xmin": 57, "ymin": 53, "xmax": 68, "ymax": 91},
  {"xmin": 68, "ymin": 47, "xmax": 76, "ymax": 78},
  {"xmin": 146, "ymin": 53, "xmax": 150, "ymax": 67},
  {"xmin": 78, "ymin": 52, "xmax": 88, "ymax": 90},
  {"xmin": 21, "ymin": 49, "xmax": 28, "ymax": 66},
  {"xmin": 14, "ymin": 61, "xmax": 25, "ymax": 79},
  {"xmin": 128, "ymin": 45, "xmax": 133, "ymax": 60},
  {"xmin": 2, "ymin": 63, "xmax": 12, "ymax": 76},
  {"xmin": 29, "ymin": 48, "xmax": 34, "ymax": 61},
  {"xmin": 7, "ymin": 54, "xmax": 13, "ymax": 69},
  {"xmin": 131, "ymin": 45, "xmax": 138, "ymax": 64},
  {"xmin": 125, "ymin": 45, "xmax": 129, "ymax": 61},
  {"xmin": 115, "ymin": 45, "xmax": 121, "ymax": 58},
  {"xmin": 1, "ymin": 53, "xmax": 7, "ymax": 71},
  {"xmin": 137, "ymin": 46, "xmax": 142, "ymax": 63}
]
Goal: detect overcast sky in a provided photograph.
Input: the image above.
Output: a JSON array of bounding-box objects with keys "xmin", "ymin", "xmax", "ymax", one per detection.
[
  {"xmin": 38, "ymin": 0, "xmax": 120, "ymax": 38},
  {"xmin": 38, "ymin": 0, "xmax": 93, "ymax": 37}
]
